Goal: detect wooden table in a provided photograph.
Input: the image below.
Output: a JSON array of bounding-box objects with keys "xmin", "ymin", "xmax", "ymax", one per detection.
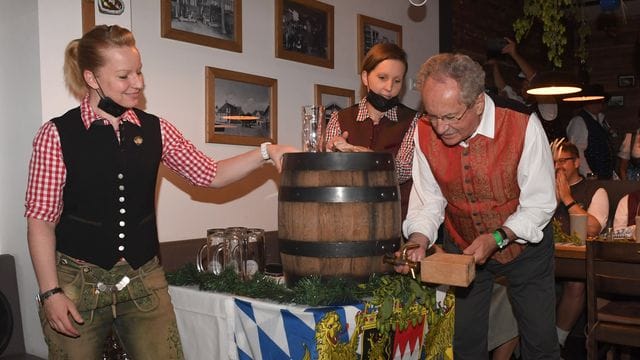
[{"xmin": 554, "ymin": 243, "xmax": 586, "ymax": 280}]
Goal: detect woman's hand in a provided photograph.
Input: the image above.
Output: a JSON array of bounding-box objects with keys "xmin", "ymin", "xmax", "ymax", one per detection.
[
  {"xmin": 267, "ymin": 144, "xmax": 299, "ymax": 172},
  {"xmin": 326, "ymin": 131, "xmax": 372, "ymax": 153},
  {"xmin": 42, "ymin": 293, "xmax": 84, "ymax": 337}
]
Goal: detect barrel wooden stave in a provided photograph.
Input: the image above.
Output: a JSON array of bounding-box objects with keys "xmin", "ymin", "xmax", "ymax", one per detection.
[{"xmin": 278, "ymin": 152, "xmax": 401, "ymax": 285}]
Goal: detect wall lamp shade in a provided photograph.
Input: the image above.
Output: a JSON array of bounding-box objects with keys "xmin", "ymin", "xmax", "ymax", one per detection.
[
  {"xmin": 562, "ymin": 83, "xmax": 608, "ymax": 102},
  {"xmin": 526, "ymin": 71, "xmax": 582, "ymax": 96}
]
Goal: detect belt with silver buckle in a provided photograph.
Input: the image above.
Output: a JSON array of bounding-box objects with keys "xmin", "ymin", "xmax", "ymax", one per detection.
[{"xmin": 95, "ymin": 276, "xmax": 130, "ymax": 294}]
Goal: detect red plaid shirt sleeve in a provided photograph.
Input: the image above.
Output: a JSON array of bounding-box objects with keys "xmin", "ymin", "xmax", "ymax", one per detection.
[
  {"xmin": 159, "ymin": 118, "xmax": 217, "ymax": 187},
  {"xmin": 24, "ymin": 121, "xmax": 65, "ymax": 222},
  {"xmin": 395, "ymin": 113, "xmax": 419, "ymax": 184},
  {"xmin": 324, "ymin": 111, "xmax": 342, "ymax": 142}
]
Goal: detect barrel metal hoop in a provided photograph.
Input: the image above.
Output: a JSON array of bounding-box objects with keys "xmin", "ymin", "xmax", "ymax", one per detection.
[
  {"xmin": 278, "ymin": 186, "xmax": 398, "ymax": 203},
  {"xmin": 279, "ymin": 238, "xmax": 400, "ymax": 257},
  {"xmin": 282, "ymin": 152, "xmax": 395, "ymax": 171}
]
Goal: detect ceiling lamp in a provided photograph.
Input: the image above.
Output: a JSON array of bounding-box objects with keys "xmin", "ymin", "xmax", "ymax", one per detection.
[
  {"xmin": 526, "ymin": 71, "xmax": 582, "ymax": 96},
  {"xmin": 409, "ymin": 0, "xmax": 427, "ymax": 5},
  {"xmin": 562, "ymin": 83, "xmax": 608, "ymax": 102}
]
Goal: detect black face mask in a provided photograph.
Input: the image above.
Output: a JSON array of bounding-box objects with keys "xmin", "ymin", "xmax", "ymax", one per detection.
[
  {"xmin": 366, "ymin": 90, "xmax": 399, "ymax": 112},
  {"xmin": 93, "ymin": 74, "xmax": 129, "ymax": 117},
  {"xmin": 97, "ymin": 96, "xmax": 128, "ymax": 117}
]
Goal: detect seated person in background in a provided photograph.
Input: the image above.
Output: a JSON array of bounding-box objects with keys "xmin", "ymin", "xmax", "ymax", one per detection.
[
  {"xmin": 324, "ymin": 43, "xmax": 419, "ymax": 219},
  {"xmin": 613, "ymin": 189, "xmax": 640, "ymax": 234},
  {"xmin": 551, "ymin": 140, "xmax": 609, "ymax": 349},
  {"xmin": 566, "ymin": 84, "xmax": 616, "ymax": 180},
  {"xmin": 617, "ymin": 110, "xmax": 640, "ymax": 181}
]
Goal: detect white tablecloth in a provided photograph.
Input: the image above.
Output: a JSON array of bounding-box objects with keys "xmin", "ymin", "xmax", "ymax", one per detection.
[
  {"xmin": 169, "ymin": 285, "xmax": 436, "ymax": 360},
  {"xmin": 169, "ymin": 286, "xmax": 238, "ymax": 360}
]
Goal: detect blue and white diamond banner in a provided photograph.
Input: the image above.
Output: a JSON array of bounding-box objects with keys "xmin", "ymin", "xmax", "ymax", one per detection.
[{"xmin": 234, "ymin": 297, "xmax": 364, "ymax": 360}]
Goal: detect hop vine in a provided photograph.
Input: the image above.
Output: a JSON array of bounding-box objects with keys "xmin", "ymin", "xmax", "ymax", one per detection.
[{"xmin": 514, "ymin": 0, "xmax": 589, "ymax": 68}]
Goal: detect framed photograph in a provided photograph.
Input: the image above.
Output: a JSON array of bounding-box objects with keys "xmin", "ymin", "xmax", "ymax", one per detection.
[
  {"xmin": 275, "ymin": 0, "xmax": 334, "ymax": 68},
  {"xmin": 608, "ymin": 95, "xmax": 624, "ymax": 107},
  {"xmin": 161, "ymin": 0, "xmax": 242, "ymax": 53},
  {"xmin": 618, "ymin": 75, "xmax": 636, "ymax": 88},
  {"xmin": 82, "ymin": 0, "xmax": 132, "ymax": 34},
  {"xmin": 205, "ymin": 67, "xmax": 277, "ymax": 146},
  {"xmin": 357, "ymin": 15, "xmax": 402, "ymax": 71},
  {"xmin": 314, "ymin": 84, "xmax": 355, "ymax": 124}
]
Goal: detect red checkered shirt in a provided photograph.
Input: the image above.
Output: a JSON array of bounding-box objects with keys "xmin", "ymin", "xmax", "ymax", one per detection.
[
  {"xmin": 25, "ymin": 96, "xmax": 217, "ymax": 223},
  {"xmin": 325, "ymin": 97, "xmax": 418, "ymax": 183}
]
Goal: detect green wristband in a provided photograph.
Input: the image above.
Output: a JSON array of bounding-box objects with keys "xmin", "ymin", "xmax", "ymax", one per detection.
[{"xmin": 492, "ymin": 231, "xmax": 505, "ymax": 249}]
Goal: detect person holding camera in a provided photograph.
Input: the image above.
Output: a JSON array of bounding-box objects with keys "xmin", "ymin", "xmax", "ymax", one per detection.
[{"xmin": 486, "ymin": 37, "xmax": 566, "ymax": 143}]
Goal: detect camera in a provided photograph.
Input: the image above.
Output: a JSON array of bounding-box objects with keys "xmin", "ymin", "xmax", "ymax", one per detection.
[{"xmin": 486, "ymin": 38, "xmax": 508, "ymax": 58}]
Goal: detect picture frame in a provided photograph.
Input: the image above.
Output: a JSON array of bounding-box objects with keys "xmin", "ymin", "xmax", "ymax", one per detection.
[
  {"xmin": 161, "ymin": 0, "xmax": 242, "ymax": 53},
  {"xmin": 82, "ymin": 0, "xmax": 131, "ymax": 34},
  {"xmin": 314, "ymin": 84, "xmax": 355, "ymax": 124},
  {"xmin": 275, "ymin": 0, "xmax": 334, "ymax": 69},
  {"xmin": 608, "ymin": 95, "xmax": 624, "ymax": 107},
  {"xmin": 618, "ymin": 74, "xmax": 636, "ymax": 88},
  {"xmin": 357, "ymin": 14, "xmax": 402, "ymax": 72},
  {"xmin": 205, "ymin": 67, "xmax": 277, "ymax": 146},
  {"xmin": 81, "ymin": 0, "xmax": 95, "ymax": 33}
]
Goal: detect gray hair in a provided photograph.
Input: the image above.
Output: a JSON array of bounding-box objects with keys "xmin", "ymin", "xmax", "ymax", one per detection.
[{"xmin": 416, "ymin": 53, "xmax": 485, "ymax": 106}]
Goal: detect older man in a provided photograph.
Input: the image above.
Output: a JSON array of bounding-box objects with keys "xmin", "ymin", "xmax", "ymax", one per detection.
[{"xmin": 399, "ymin": 53, "xmax": 558, "ymax": 359}]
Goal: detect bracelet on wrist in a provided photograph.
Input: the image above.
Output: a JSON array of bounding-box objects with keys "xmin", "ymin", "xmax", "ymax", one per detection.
[
  {"xmin": 496, "ymin": 227, "xmax": 509, "ymax": 243},
  {"xmin": 564, "ymin": 200, "xmax": 578, "ymax": 210},
  {"xmin": 492, "ymin": 229, "xmax": 509, "ymax": 249},
  {"xmin": 37, "ymin": 287, "xmax": 64, "ymax": 303},
  {"xmin": 260, "ymin": 142, "xmax": 272, "ymax": 161}
]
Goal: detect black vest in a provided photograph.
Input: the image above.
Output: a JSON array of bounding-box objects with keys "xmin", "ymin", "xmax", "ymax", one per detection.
[
  {"xmin": 579, "ymin": 110, "xmax": 613, "ymax": 179},
  {"xmin": 53, "ymin": 108, "xmax": 162, "ymax": 270},
  {"xmin": 553, "ymin": 178, "xmax": 599, "ymax": 235}
]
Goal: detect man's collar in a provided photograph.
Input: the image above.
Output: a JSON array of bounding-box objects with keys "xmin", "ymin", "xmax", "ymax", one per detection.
[{"xmin": 461, "ymin": 93, "xmax": 494, "ymax": 147}]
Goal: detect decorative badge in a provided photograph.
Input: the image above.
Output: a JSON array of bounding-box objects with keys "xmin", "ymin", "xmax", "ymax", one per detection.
[{"xmin": 133, "ymin": 136, "xmax": 143, "ymax": 146}]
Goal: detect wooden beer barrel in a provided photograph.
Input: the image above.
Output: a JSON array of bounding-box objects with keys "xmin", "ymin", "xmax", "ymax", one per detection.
[{"xmin": 278, "ymin": 152, "xmax": 402, "ymax": 286}]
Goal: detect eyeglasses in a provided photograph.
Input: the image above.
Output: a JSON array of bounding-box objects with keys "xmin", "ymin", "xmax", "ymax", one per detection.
[
  {"xmin": 554, "ymin": 157, "xmax": 576, "ymax": 165},
  {"xmin": 423, "ymin": 105, "xmax": 471, "ymax": 125}
]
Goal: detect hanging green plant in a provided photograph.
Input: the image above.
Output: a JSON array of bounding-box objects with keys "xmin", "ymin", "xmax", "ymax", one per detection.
[{"xmin": 514, "ymin": 0, "xmax": 589, "ymax": 68}]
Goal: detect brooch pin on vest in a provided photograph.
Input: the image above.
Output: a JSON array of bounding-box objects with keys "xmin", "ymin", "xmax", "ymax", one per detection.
[{"xmin": 133, "ymin": 136, "xmax": 143, "ymax": 146}]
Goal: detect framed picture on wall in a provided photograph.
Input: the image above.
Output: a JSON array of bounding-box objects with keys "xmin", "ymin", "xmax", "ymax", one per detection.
[
  {"xmin": 314, "ymin": 84, "xmax": 355, "ymax": 124},
  {"xmin": 82, "ymin": 0, "xmax": 130, "ymax": 33},
  {"xmin": 618, "ymin": 74, "xmax": 636, "ymax": 88},
  {"xmin": 206, "ymin": 67, "xmax": 277, "ymax": 146},
  {"xmin": 357, "ymin": 14, "xmax": 402, "ymax": 72},
  {"xmin": 275, "ymin": 0, "xmax": 334, "ymax": 68},
  {"xmin": 161, "ymin": 0, "xmax": 242, "ymax": 53},
  {"xmin": 608, "ymin": 95, "xmax": 624, "ymax": 107}
]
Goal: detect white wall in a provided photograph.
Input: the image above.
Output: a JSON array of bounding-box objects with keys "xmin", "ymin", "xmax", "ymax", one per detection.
[
  {"xmin": 3, "ymin": 0, "xmax": 439, "ymax": 356},
  {"xmin": 0, "ymin": 0, "xmax": 45, "ymax": 356}
]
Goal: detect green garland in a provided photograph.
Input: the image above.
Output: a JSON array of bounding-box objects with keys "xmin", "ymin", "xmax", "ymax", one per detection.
[{"xmin": 551, "ymin": 218, "xmax": 583, "ymax": 245}]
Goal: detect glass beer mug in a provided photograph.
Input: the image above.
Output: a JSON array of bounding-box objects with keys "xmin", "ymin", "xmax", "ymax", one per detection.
[
  {"xmin": 302, "ymin": 105, "xmax": 325, "ymax": 152},
  {"xmin": 246, "ymin": 228, "xmax": 265, "ymax": 275},
  {"xmin": 196, "ymin": 228, "xmax": 225, "ymax": 273}
]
